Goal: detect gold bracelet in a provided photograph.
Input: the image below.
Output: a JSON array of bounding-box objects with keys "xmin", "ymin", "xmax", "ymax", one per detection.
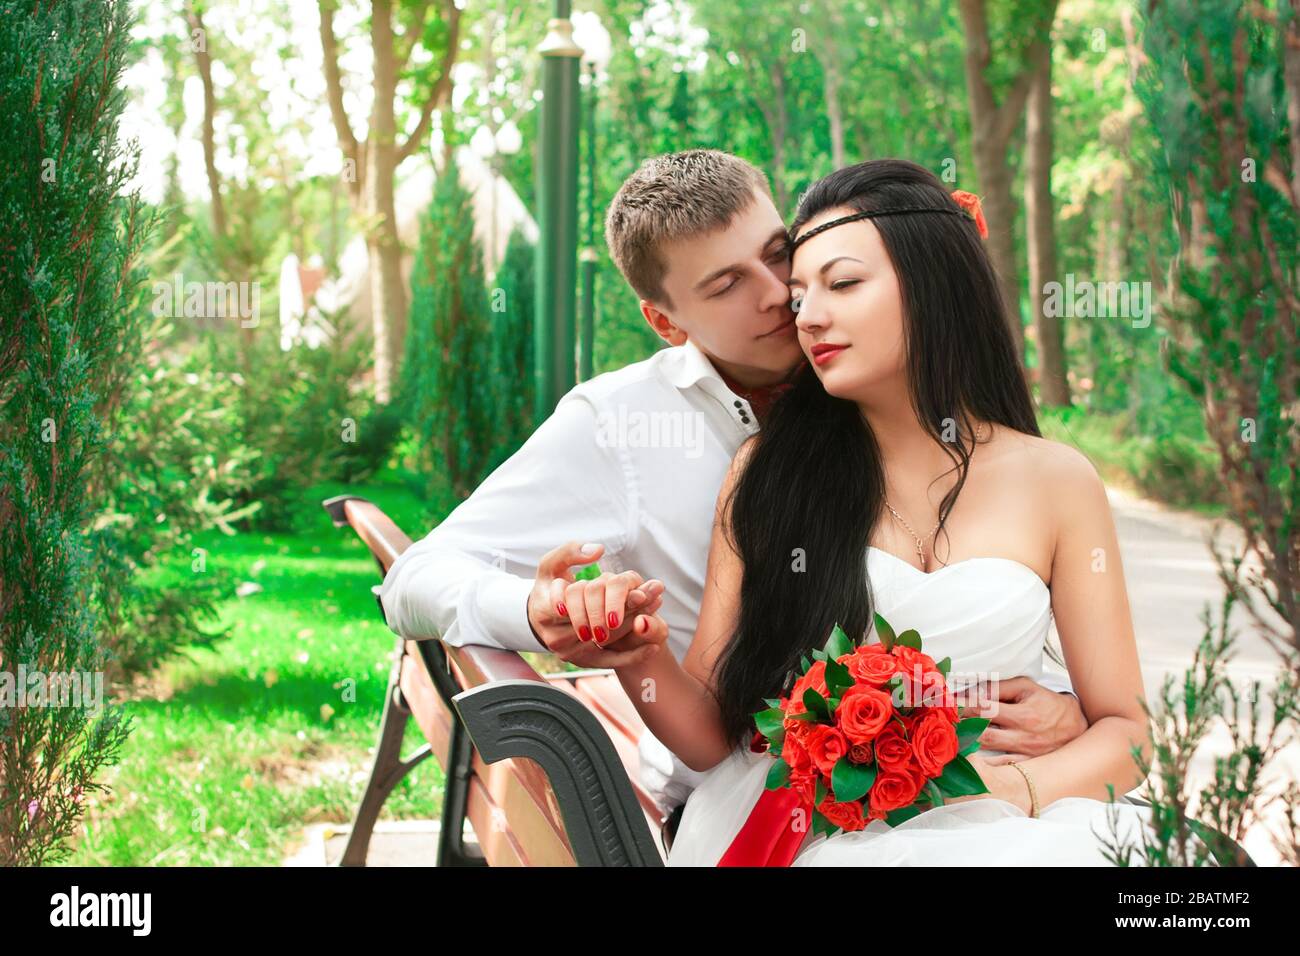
[{"xmin": 1008, "ymin": 761, "xmax": 1040, "ymax": 818}]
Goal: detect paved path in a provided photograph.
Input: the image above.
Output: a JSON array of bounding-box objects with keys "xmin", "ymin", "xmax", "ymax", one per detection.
[
  {"xmin": 1103, "ymin": 487, "xmax": 1286, "ymax": 694},
  {"xmin": 1096, "ymin": 488, "xmax": 1294, "ymax": 866}
]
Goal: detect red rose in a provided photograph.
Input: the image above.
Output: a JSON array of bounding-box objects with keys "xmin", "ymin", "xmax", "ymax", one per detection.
[
  {"xmin": 791, "ymin": 659, "xmax": 829, "ymax": 698},
  {"xmin": 848, "ymin": 742, "xmax": 873, "ymax": 765},
  {"xmin": 784, "ymin": 660, "xmax": 830, "ymax": 733},
  {"xmin": 892, "ymin": 645, "xmax": 937, "ymax": 678},
  {"xmin": 786, "ymin": 717, "xmax": 817, "ymax": 742},
  {"xmin": 835, "ymin": 685, "xmax": 894, "ymax": 744},
  {"xmin": 911, "ymin": 710, "xmax": 960, "ymax": 778},
  {"xmin": 841, "ymin": 643, "xmax": 898, "ymax": 685},
  {"xmin": 783, "ymin": 732, "xmax": 813, "ymax": 776},
  {"xmin": 818, "ymin": 794, "xmax": 867, "ymax": 832},
  {"xmin": 869, "ymin": 767, "xmax": 925, "ymax": 814},
  {"xmin": 804, "ymin": 724, "xmax": 848, "ymax": 776},
  {"xmin": 914, "ymin": 674, "xmax": 960, "ymax": 722},
  {"xmin": 873, "ymin": 723, "xmax": 913, "ymax": 771},
  {"xmin": 951, "ymin": 189, "xmax": 989, "ymax": 239},
  {"xmin": 791, "ymin": 769, "xmax": 818, "ymax": 807}
]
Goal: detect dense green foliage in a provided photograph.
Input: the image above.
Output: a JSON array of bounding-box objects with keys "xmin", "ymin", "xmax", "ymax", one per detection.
[
  {"xmin": 400, "ymin": 159, "xmax": 499, "ymax": 504},
  {"xmin": 0, "ymin": 0, "xmax": 140, "ymax": 864}
]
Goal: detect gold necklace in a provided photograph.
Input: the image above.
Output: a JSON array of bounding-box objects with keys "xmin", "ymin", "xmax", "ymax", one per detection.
[{"xmin": 882, "ymin": 423, "xmax": 987, "ymax": 572}]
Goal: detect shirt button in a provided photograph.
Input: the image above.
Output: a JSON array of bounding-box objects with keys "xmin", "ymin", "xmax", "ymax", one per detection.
[
  {"xmin": 741, "ymin": 415, "xmax": 751, "ymax": 424},
  {"xmin": 733, "ymin": 399, "xmax": 743, "ymax": 408}
]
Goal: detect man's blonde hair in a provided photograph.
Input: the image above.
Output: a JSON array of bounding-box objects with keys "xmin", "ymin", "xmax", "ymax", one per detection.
[{"xmin": 604, "ymin": 149, "xmax": 772, "ymax": 307}]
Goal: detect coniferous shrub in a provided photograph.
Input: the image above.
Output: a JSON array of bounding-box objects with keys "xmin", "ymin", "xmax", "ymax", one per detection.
[
  {"xmin": 399, "ymin": 159, "xmax": 498, "ymax": 503},
  {"xmin": 0, "ymin": 0, "xmax": 143, "ymax": 864}
]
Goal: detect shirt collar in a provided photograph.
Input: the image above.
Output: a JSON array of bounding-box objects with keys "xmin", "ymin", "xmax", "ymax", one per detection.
[{"xmin": 662, "ymin": 338, "xmax": 725, "ymax": 391}]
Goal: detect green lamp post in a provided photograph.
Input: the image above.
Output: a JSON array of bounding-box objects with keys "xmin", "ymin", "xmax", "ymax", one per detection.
[
  {"xmin": 534, "ymin": 2, "xmax": 582, "ymax": 423},
  {"xmin": 573, "ymin": 13, "xmax": 610, "ymax": 383}
]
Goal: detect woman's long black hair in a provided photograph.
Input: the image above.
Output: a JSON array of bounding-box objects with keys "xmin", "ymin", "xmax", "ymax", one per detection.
[{"xmin": 712, "ymin": 158, "xmax": 1042, "ymax": 749}]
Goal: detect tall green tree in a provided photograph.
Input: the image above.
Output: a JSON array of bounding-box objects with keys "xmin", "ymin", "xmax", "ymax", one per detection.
[
  {"xmin": 489, "ymin": 229, "xmax": 538, "ymax": 470},
  {"xmin": 1138, "ymin": 0, "xmax": 1300, "ymax": 654},
  {"xmin": 958, "ymin": 0, "xmax": 1060, "ymax": 356},
  {"xmin": 319, "ymin": 0, "xmax": 463, "ymax": 404},
  {"xmin": 0, "ymin": 0, "xmax": 140, "ymax": 864},
  {"xmin": 1024, "ymin": 35, "xmax": 1070, "ymax": 406},
  {"xmin": 401, "ymin": 158, "xmax": 497, "ymax": 502}
]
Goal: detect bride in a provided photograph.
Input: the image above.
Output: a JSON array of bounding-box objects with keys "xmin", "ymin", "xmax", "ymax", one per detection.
[{"xmin": 573, "ymin": 159, "xmax": 1161, "ymax": 865}]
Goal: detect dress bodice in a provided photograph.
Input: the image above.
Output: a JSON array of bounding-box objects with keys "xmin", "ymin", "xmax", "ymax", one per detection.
[{"xmin": 864, "ymin": 546, "xmax": 1053, "ymax": 695}]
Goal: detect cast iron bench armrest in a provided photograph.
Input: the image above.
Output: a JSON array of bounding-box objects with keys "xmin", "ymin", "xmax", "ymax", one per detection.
[{"xmin": 322, "ymin": 494, "xmax": 664, "ymax": 866}]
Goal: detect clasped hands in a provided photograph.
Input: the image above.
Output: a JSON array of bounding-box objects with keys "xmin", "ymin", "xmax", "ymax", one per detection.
[{"xmin": 525, "ymin": 541, "xmax": 672, "ymax": 668}]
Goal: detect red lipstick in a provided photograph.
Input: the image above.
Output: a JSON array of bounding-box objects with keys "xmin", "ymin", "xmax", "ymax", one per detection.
[{"xmin": 810, "ymin": 343, "xmax": 849, "ymax": 366}]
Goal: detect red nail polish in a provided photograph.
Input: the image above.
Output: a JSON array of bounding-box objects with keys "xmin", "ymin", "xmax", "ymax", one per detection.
[
  {"xmin": 579, "ymin": 625, "xmax": 591, "ymax": 641},
  {"xmin": 594, "ymin": 626, "xmax": 606, "ymax": 643},
  {"xmin": 557, "ymin": 602, "xmax": 568, "ymax": 617},
  {"xmin": 608, "ymin": 611, "xmax": 619, "ymax": 629}
]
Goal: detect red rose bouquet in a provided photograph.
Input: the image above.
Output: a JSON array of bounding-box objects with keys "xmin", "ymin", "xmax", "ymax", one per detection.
[{"xmin": 742, "ymin": 612, "xmax": 990, "ymax": 845}]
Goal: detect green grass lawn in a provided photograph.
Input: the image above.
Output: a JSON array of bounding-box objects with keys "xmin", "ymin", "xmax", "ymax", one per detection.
[{"xmin": 63, "ymin": 473, "xmax": 456, "ymax": 866}]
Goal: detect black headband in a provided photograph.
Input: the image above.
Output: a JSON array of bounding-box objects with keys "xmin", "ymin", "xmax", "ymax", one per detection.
[{"xmin": 789, "ymin": 206, "xmax": 968, "ymax": 252}]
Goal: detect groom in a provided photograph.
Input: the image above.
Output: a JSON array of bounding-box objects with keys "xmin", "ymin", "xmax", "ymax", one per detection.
[{"xmin": 379, "ymin": 149, "xmax": 1087, "ymax": 834}]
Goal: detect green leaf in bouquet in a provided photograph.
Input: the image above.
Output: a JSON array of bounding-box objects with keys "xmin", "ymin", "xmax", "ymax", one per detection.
[
  {"xmin": 811, "ymin": 648, "xmax": 828, "ymax": 662},
  {"xmin": 787, "ymin": 711, "xmax": 820, "ymax": 723},
  {"xmin": 803, "ymin": 687, "xmax": 831, "ymax": 720},
  {"xmin": 810, "ymin": 807, "xmax": 837, "ymax": 839},
  {"xmin": 897, "ymin": 629, "xmax": 922, "ymax": 651},
  {"xmin": 763, "ymin": 698, "xmax": 782, "ymax": 709},
  {"xmin": 937, "ymin": 656, "xmax": 952, "ymax": 677},
  {"xmin": 932, "ymin": 753, "xmax": 990, "ymax": 797},
  {"xmin": 884, "ymin": 804, "xmax": 923, "ymax": 827},
  {"xmin": 800, "ymin": 654, "xmax": 812, "ymax": 672},
  {"xmin": 925, "ymin": 779, "xmax": 946, "ymax": 807},
  {"xmin": 824, "ymin": 658, "xmax": 854, "ymax": 698},
  {"xmin": 815, "ymin": 775, "xmax": 828, "ymax": 806},
  {"xmin": 573, "ymin": 562, "xmax": 602, "ymax": 581},
  {"xmin": 765, "ymin": 757, "xmax": 791, "ymax": 790},
  {"xmin": 754, "ymin": 706, "xmax": 786, "ymax": 740},
  {"xmin": 831, "ymin": 755, "xmax": 877, "ymax": 803},
  {"xmin": 823, "ymin": 622, "xmax": 852, "ymax": 660},
  {"xmin": 956, "ymin": 716, "xmax": 990, "ymax": 753},
  {"xmin": 873, "ymin": 611, "xmax": 897, "ymax": 651}
]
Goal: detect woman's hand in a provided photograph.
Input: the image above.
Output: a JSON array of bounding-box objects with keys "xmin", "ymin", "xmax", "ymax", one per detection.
[
  {"xmin": 940, "ymin": 752, "xmax": 1033, "ymax": 815},
  {"xmin": 557, "ymin": 571, "xmax": 670, "ymax": 657}
]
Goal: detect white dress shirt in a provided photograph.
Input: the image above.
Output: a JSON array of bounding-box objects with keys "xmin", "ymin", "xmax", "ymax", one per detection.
[{"xmin": 379, "ymin": 338, "xmax": 1076, "ymax": 813}]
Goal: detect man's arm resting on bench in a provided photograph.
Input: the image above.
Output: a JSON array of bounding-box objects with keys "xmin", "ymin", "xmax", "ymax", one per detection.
[{"xmin": 378, "ymin": 394, "xmax": 635, "ymax": 654}]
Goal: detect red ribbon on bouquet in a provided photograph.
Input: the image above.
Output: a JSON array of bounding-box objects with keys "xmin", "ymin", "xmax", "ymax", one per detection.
[{"xmin": 717, "ymin": 787, "xmax": 810, "ymax": 866}]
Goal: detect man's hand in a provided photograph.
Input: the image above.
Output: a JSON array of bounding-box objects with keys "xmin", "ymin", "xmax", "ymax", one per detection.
[
  {"xmin": 527, "ymin": 541, "xmax": 666, "ymax": 668},
  {"xmin": 963, "ymin": 677, "xmax": 1088, "ymax": 763}
]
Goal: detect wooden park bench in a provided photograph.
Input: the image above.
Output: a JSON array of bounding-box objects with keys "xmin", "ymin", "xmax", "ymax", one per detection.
[
  {"xmin": 324, "ymin": 494, "xmax": 1257, "ymax": 868},
  {"xmin": 323, "ymin": 495, "xmax": 670, "ymax": 867}
]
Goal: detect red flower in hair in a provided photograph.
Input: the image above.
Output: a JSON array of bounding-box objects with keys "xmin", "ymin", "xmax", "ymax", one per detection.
[{"xmin": 950, "ymin": 189, "xmax": 989, "ymax": 239}]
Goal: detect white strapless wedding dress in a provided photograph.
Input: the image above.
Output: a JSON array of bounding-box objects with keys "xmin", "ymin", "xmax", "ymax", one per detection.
[{"xmin": 666, "ymin": 547, "xmax": 1168, "ymax": 867}]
